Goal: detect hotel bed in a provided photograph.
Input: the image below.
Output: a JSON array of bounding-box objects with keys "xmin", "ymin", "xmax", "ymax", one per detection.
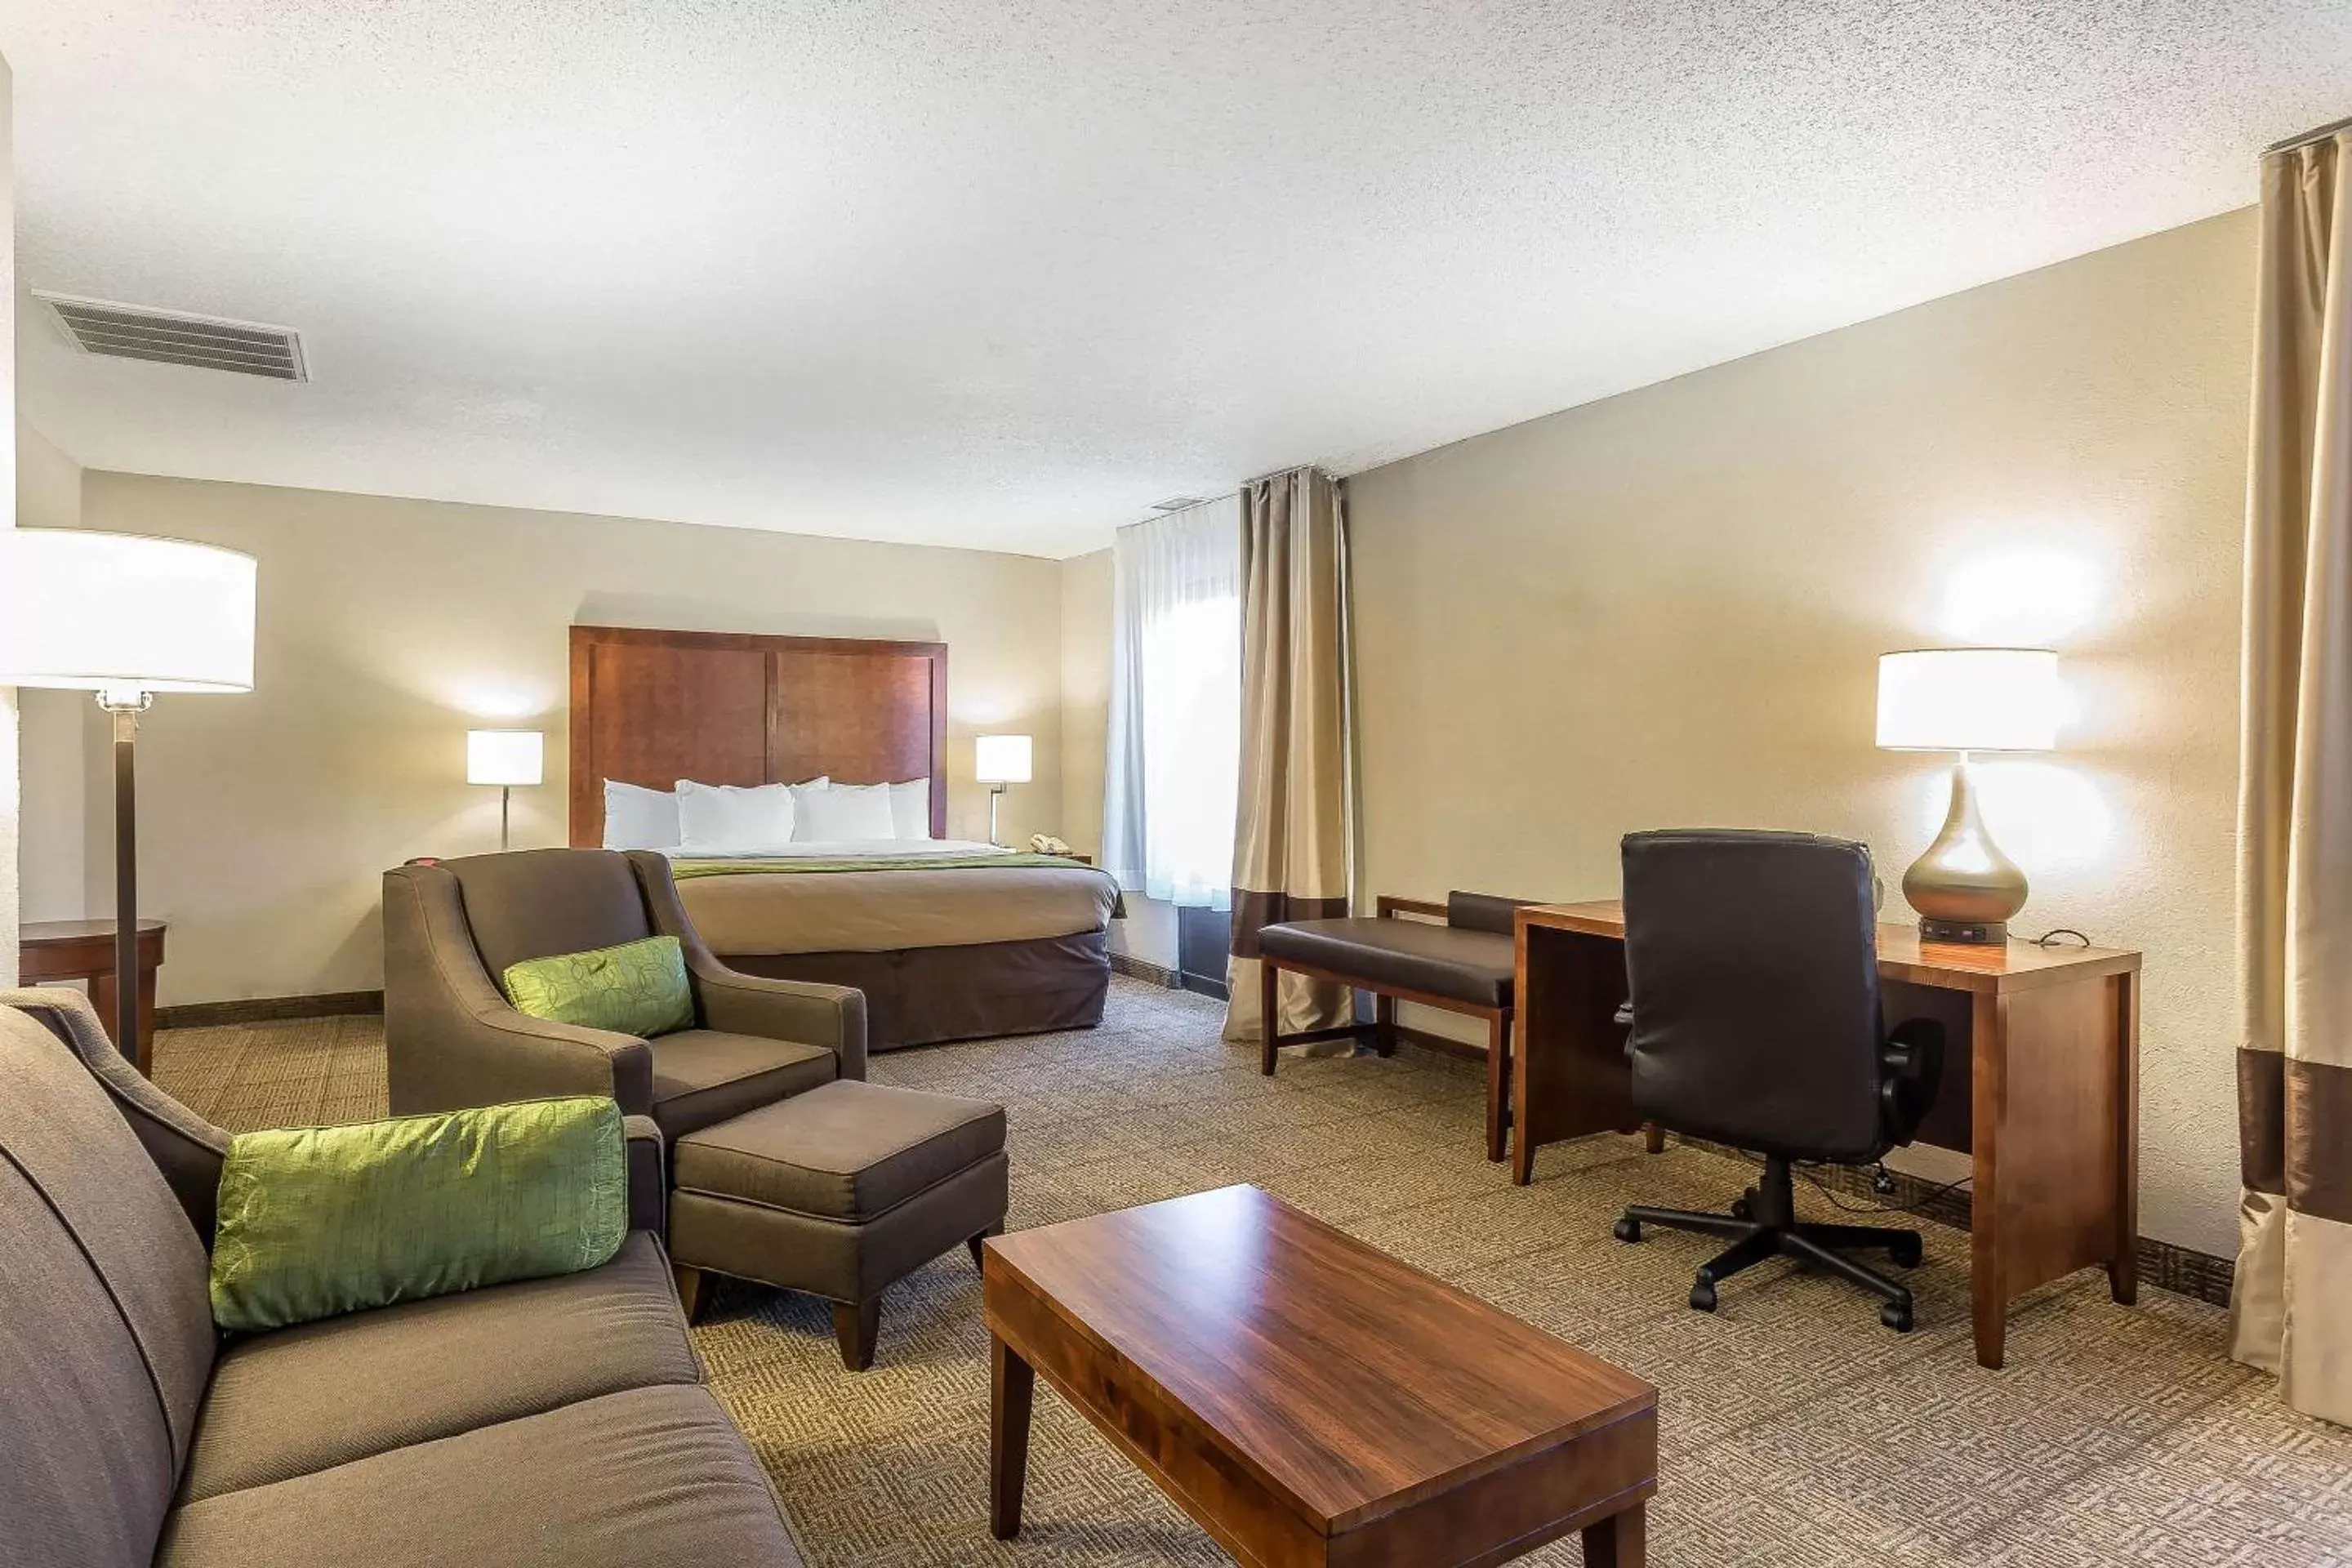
[{"xmin": 570, "ymin": 626, "xmax": 1121, "ymax": 1049}]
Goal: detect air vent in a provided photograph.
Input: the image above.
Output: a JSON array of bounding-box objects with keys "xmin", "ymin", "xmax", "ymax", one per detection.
[
  {"xmin": 36, "ymin": 292, "xmax": 308, "ymax": 381},
  {"xmin": 1149, "ymin": 496, "xmax": 1209, "ymax": 512}
]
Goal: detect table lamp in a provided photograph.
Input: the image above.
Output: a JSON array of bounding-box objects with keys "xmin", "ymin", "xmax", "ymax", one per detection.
[
  {"xmin": 1875, "ymin": 647, "xmax": 2060, "ymax": 944},
  {"xmin": 975, "ymin": 734, "xmax": 1031, "ymax": 847},
  {"xmin": 467, "ymin": 729, "xmax": 544, "ymax": 851},
  {"xmin": 0, "ymin": 529, "xmax": 257, "ymax": 1070}
]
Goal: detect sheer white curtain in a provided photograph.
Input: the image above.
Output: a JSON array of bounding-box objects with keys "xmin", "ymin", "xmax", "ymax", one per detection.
[{"xmin": 1102, "ymin": 496, "xmax": 1241, "ymax": 910}]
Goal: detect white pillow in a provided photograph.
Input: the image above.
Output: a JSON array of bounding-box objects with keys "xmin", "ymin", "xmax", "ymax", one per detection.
[
  {"xmin": 675, "ymin": 780, "xmax": 796, "ymax": 853},
  {"xmin": 889, "ymin": 778, "xmax": 933, "ymax": 840},
  {"xmin": 603, "ymin": 781, "xmax": 680, "ymax": 851},
  {"xmin": 795, "ymin": 782, "xmax": 898, "ymax": 841}
]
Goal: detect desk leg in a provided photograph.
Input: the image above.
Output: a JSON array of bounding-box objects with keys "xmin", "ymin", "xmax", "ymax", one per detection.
[
  {"xmin": 990, "ymin": 1335, "xmax": 1034, "ymax": 1539},
  {"xmin": 1581, "ymin": 1500, "xmax": 1646, "ymax": 1566},
  {"xmin": 2109, "ymin": 970, "xmax": 2140, "ymax": 1306},
  {"xmin": 1512, "ymin": 924, "xmax": 1638, "ymax": 1187}
]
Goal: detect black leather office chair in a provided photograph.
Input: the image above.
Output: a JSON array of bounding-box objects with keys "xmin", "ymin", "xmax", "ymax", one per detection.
[{"xmin": 1610, "ymin": 829, "xmax": 1944, "ymax": 1331}]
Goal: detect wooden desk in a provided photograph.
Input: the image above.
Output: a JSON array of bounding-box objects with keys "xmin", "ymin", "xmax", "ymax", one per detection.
[
  {"xmin": 18, "ymin": 919, "xmax": 167, "ymax": 1074},
  {"xmin": 985, "ymin": 1184, "xmax": 1657, "ymax": 1566},
  {"xmin": 1512, "ymin": 900, "xmax": 2140, "ymax": 1370}
]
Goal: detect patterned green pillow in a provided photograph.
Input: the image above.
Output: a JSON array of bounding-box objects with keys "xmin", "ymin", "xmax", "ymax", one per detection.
[
  {"xmin": 210, "ymin": 1096, "xmax": 627, "ymax": 1333},
  {"xmin": 501, "ymin": 934, "xmax": 695, "ymax": 1038}
]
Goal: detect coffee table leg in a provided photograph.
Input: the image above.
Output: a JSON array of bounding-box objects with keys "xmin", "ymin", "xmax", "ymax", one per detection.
[
  {"xmin": 990, "ymin": 1335, "xmax": 1034, "ymax": 1539},
  {"xmin": 1582, "ymin": 1500, "xmax": 1646, "ymax": 1567}
]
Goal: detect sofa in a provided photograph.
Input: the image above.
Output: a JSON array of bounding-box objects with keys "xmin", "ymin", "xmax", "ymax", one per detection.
[
  {"xmin": 382, "ymin": 846, "xmax": 866, "ymax": 1140},
  {"xmin": 1, "ymin": 988, "xmax": 805, "ymax": 1568}
]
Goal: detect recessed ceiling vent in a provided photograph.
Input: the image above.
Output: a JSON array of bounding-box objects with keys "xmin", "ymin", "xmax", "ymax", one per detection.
[
  {"xmin": 36, "ymin": 292, "xmax": 308, "ymax": 381},
  {"xmin": 1149, "ymin": 496, "xmax": 1209, "ymax": 512}
]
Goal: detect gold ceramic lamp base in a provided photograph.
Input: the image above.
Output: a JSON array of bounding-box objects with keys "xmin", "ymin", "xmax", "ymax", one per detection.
[{"xmin": 1901, "ymin": 757, "xmax": 2026, "ymax": 945}]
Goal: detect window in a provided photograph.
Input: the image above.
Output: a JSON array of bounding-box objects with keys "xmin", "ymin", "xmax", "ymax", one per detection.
[{"xmin": 1101, "ymin": 496, "xmax": 1241, "ymax": 909}]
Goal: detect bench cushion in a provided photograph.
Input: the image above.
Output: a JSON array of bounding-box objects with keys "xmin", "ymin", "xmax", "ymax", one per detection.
[
  {"xmin": 673, "ymin": 1080, "xmax": 1004, "ymax": 1223},
  {"xmin": 1258, "ymin": 918, "xmax": 1515, "ymax": 1009}
]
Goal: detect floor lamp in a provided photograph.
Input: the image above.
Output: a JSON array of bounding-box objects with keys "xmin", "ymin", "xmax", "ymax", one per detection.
[{"xmin": 0, "ymin": 530, "xmax": 258, "ymax": 1071}]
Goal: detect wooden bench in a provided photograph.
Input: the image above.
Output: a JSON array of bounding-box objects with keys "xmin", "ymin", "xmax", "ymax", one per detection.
[{"xmin": 1256, "ymin": 892, "xmax": 1527, "ymax": 1162}]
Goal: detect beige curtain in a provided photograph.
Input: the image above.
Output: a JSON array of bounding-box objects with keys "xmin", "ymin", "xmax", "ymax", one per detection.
[
  {"xmin": 2231, "ymin": 128, "xmax": 2352, "ymax": 1427},
  {"xmin": 1223, "ymin": 468, "xmax": 1354, "ymax": 1044}
]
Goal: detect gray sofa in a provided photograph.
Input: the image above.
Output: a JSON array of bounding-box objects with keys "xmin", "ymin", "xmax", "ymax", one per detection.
[{"xmin": 1, "ymin": 989, "xmax": 804, "ymax": 1568}]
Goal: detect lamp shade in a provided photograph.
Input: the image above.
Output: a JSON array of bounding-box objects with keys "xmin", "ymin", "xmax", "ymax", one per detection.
[
  {"xmin": 1876, "ymin": 648, "xmax": 2060, "ymax": 753},
  {"xmin": 467, "ymin": 729, "xmax": 544, "ymax": 786},
  {"xmin": 0, "ymin": 529, "xmax": 256, "ymax": 694},
  {"xmin": 975, "ymin": 733, "xmax": 1032, "ymax": 784}
]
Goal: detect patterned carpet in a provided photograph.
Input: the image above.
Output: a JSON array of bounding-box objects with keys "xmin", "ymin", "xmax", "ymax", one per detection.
[{"xmin": 154, "ymin": 978, "xmax": 2352, "ymax": 1568}]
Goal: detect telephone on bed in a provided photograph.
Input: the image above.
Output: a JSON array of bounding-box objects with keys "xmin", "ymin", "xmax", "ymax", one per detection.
[{"xmin": 1028, "ymin": 834, "xmax": 1073, "ymax": 856}]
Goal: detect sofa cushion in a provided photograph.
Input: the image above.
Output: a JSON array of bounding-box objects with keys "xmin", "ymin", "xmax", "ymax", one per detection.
[
  {"xmin": 210, "ymin": 1097, "xmax": 629, "ymax": 1333},
  {"xmin": 1258, "ymin": 917, "xmax": 1516, "ymax": 1008},
  {"xmin": 502, "ymin": 935, "xmax": 696, "ymax": 1039},
  {"xmin": 674, "ymin": 1079, "xmax": 1005, "ymax": 1223},
  {"xmin": 157, "ymin": 1384, "xmax": 804, "ymax": 1568},
  {"xmin": 178, "ymin": 1233, "xmax": 697, "ymax": 1503},
  {"xmin": 649, "ymin": 1030, "xmax": 839, "ymax": 1139},
  {"xmin": 0, "ymin": 1000, "xmax": 216, "ymax": 1474},
  {"xmin": 445, "ymin": 848, "xmax": 655, "ymax": 979}
]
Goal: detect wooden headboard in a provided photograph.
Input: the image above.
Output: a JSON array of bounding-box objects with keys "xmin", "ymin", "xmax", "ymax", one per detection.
[{"xmin": 568, "ymin": 625, "xmax": 949, "ymax": 847}]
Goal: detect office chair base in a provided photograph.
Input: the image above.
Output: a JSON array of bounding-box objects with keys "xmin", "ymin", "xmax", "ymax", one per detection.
[{"xmin": 1614, "ymin": 1157, "xmax": 1922, "ymax": 1331}]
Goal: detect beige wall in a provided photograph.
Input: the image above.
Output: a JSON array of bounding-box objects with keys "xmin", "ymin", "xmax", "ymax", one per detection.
[
  {"xmin": 1, "ymin": 56, "xmax": 18, "ymax": 983},
  {"xmin": 58, "ymin": 474, "xmax": 1069, "ymax": 1004},
  {"xmin": 13, "ymin": 416, "xmax": 93, "ymax": 924},
  {"xmin": 1348, "ymin": 207, "xmax": 2255, "ymax": 1256}
]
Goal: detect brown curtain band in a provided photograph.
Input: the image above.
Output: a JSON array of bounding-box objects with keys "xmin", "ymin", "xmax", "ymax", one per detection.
[
  {"xmin": 2240, "ymin": 1047, "xmax": 2287, "ymax": 1195},
  {"xmin": 2285, "ymin": 1054, "xmax": 2352, "ymax": 1226},
  {"xmin": 1228, "ymin": 891, "xmax": 1351, "ymax": 958}
]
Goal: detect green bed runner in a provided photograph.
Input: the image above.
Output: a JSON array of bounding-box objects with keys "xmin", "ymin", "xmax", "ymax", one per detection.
[{"xmin": 670, "ymin": 852, "xmax": 1094, "ymax": 879}]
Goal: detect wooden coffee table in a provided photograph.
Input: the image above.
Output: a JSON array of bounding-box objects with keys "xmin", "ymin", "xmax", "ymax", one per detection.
[{"xmin": 982, "ymin": 1184, "xmax": 1657, "ymax": 1566}]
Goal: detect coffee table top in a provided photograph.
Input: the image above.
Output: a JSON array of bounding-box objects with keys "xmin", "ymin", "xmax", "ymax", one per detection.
[{"xmin": 984, "ymin": 1183, "xmax": 1655, "ymax": 1534}]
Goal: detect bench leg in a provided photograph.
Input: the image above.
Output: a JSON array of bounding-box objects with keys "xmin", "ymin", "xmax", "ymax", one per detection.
[
  {"xmin": 1260, "ymin": 960, "xmax": 1281, "ymax": 1075},
  {"xmin": 969, "ymin": 1221, "xmax": 1003, "ymax": 1270},
  {"xmin": 1486, "ymin": 1009, "xmax": 1511, "ymax": 1163},
  {"xmin": 1374, "ymin": 992, "xmax": 1397, "ymax": 1057}
]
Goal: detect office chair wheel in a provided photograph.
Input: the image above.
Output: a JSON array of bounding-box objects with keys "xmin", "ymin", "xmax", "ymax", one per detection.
[
  {"xmin": 1890, "ymin": 1233, "xmax": 1923, "ymax": 1268},
  {"xmin": 1689, "ymin": 1281, "xmax": 1717, "ymax": 1313},
  {"xmin": 1613, "ymin": 1217, "xmax": 1642, "ymax": 1244},
  {"xmin": 1881, "ymin": 1298, "xmax": 1914, "ymax": 1333},
  {"xmin": 1731, "ymin": 1190, "xmax": 1755, "ymax": 1221}
]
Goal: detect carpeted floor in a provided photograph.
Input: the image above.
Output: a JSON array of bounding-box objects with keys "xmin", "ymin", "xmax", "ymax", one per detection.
[{"xmin": 154, "ymin": 978, "xmax": 2352, "ymax": 1568}]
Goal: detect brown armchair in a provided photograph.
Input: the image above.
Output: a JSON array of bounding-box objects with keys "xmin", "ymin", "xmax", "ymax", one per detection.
[{"xmin": 384, "ymin": 848, "xmax": 866, "ymax": 1142}]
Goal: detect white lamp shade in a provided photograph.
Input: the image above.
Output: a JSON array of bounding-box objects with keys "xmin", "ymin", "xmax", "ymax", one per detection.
[
  {"xmin": 467, "ymin": 729, "xmax": 545, "ymax": 786},
  {"xmin": 0, "ymin": 529, "xmax": 256, "ymax": 694},
  {"xmin": 1876, "ymin": 648, "xmax": 2060, "ymax": 753},
  {"xmin": 975, "ymin": 733, "xmax": 1033, "ymax": 784}
]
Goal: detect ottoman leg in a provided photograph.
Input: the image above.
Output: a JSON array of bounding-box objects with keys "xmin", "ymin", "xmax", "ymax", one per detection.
[
  {"xmin": 833, "ymin": 1298, "xmax": 881, "ymax": 1371},
  {"xmin": 969, "ymin": 1221, "xmax": 1004, "ymax": 1270},
  {"xmin": 674, "ymin": 1266, "xmax": 706, "ymax": 1325}
]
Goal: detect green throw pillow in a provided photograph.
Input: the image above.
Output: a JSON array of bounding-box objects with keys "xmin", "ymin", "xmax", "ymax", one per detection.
[
  {"xmin": 210, "ymin": 1096, "xmax": 627, "ymax": 1334},
  {"xmin": 502, "ymin": 934, "xmax": 694, "ymax": 1038}
]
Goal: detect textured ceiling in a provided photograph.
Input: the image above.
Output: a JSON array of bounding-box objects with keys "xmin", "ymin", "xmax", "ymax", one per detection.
[{"xmin": 3, "ymin": 2, "xmax": 2345, "ymax": 559}]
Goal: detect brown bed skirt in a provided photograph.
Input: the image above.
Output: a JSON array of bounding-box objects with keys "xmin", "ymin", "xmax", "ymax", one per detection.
[{"xmin": 721, "ymin": 931, "xmax": 1110, "ymax": 1052}]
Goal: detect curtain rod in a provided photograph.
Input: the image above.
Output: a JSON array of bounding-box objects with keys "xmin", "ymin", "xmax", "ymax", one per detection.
[{"xmin": 2267, "ymin": 112, "xmax": 2352, "ymax": 157}]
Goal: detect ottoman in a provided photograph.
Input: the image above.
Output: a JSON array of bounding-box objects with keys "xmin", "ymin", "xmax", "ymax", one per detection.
[{"xmin": 668, "ymin": 1079, "xmax": 1009, "ymax": 1370}]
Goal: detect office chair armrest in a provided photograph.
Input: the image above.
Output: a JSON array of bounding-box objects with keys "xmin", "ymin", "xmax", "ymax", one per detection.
[{"xmin": 1879, "ymin": 1017, "xmax": 1946, "ymax": 1143}]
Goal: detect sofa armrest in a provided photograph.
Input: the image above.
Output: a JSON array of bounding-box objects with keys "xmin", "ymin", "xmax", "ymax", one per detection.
[
  {"xmin": 626, "ymin": 850, "xmax": 871, "ymax": 1081},
  {"xmin": 382, "ymin": 864, "xmax": 657, "ymax": 1115},
  {"xmin": 622, "ymin": 1114, "xmax": 666, "ymax": 1233}
]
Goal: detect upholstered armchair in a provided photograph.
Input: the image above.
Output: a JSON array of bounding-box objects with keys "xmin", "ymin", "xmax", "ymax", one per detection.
[{"xmin": 383, "ymin": 849, "xmax": 866, "ymax": 1141}]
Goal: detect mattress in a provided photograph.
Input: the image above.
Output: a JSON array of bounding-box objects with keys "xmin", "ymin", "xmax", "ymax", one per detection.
[{"xmin": 665, "ymin": 840, "xmax": 1124, "ymax": 956}]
